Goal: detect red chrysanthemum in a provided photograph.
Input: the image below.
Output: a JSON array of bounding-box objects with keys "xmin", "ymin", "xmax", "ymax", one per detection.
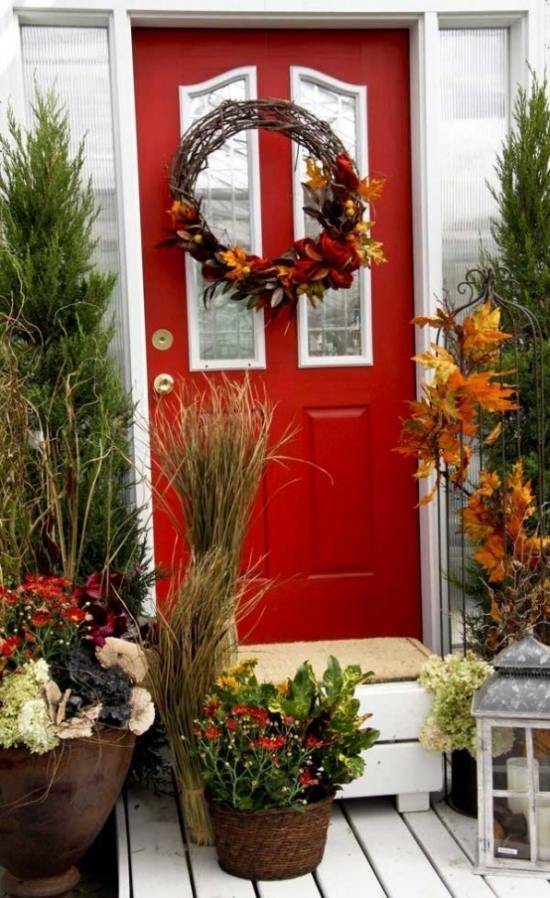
[
  {"xmin": 299, "ymin": 768, "xmax": 320, "ymax": 787},
  {"xmin": 61, "ymin": 606, "xmax": 87, "ymax": 625},
  {"xmin": 0, "ymin": 636, "xmax": 21, "ymax": 657},
  {"xmin": 31, "ymin": 610, "xmax": 52, "ymax": 628},
  {"xmin": 204, "ymin": 726, "xmax": 222, "ymax": 740}
]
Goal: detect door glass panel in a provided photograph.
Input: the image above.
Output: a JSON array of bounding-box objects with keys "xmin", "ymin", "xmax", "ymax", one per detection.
[
  {"xmin": 291, "ymin": 68, "xmax": 372, "ymax": 366},
  {"xmin": 180, "ymin": 69, "xmax": 264, "ymax": 370}
]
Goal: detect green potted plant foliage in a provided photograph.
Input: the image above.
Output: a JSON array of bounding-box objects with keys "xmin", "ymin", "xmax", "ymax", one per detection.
[{"xmin": 192, "ymin": 656, "xmax": 379, "ymax": 880}]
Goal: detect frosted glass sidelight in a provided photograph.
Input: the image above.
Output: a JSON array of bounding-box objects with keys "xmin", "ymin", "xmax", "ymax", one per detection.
[
  {"xmin": 440, "ymin": 29, "xmax": 508, "ymax": 297},
  {"xmin": 440, "ymin": 29, "xmax": 508, "ymax": 654},
  {"xmin": 20, "ymin": 27, "xmax": 126, "ymax": 374},
  {"xmin": 180, "ymin": 69, "xmax": 264, "ymax": 370},
  {"xmin": 291, "ymin": 68, "xmax": 372, "ymax": 367}
]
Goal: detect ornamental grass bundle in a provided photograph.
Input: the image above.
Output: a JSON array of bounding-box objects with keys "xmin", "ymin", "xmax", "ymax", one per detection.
[
  {"xmin": 152, "ymin": 376, "xmax": 292, "ymax": 662},
  {"xmin": 147, "ymin": 550, "xmax": 269, "ymax": 845}
]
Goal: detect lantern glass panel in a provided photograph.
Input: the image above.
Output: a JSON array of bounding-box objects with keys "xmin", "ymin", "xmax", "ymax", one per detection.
[
  {"xmin": 493, "ymin": 795, "xmax": 530, "ymax": 861},
  {"xmin": 491, "ymin": 727, "xmax": 526, "ymax": 791},
  {"xmin": 533, "ymin": 728, "xmax": 550, "ymax": 793}
]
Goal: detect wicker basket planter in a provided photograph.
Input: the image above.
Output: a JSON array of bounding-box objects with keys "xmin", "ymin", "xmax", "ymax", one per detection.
[{"xmin": 209, "ymin": 794, "xmax": 334, "ymax": 880}]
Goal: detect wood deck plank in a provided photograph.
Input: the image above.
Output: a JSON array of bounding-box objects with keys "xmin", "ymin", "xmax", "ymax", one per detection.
[
  {"xmin": 404, "ymin": 808, "xmax": 495, "ymax": 898},
  {"xmin": 179, "ymin": 801, "xmax": 256, "ymax": 898},
  {"xmin": 344, "ymin": 798, "xmax": 452, "ymax": 898},
  {"xmin": 485, "ymin": 877, "xmax": 550, "ymax": 897},
  {"xmin": 433, "ymin": 799, "xmax": 477, "ymax": 862},
  {"xmin": 256, "ymin": 875, "xmax": 321, "ymax": 897},
  {"xmin": 115, "ymin": 797, "xmax": 131, "ymax": 898},
  {"xmin": 314, "ymin": 802, "xmax": 385, "ymax": 898},
  {"xmin": 188, "ymin": 843, "xmax": 257, "ymax": 898},
  {"xmin": 126, "ymin": 785, "xmax": 193, "ymax": 898}
]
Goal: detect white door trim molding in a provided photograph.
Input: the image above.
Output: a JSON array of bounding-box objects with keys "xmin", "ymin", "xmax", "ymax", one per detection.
[{"xmin": 2, "ymin": 1, "xmax": 543, "ymax": 646}]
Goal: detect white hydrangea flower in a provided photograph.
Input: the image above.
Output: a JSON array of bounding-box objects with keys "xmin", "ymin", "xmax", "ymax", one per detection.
[
  {"xmin": 17, "ymin": 698, "xmax": 58, "ymax": 754},
  {"xmin": 32, "ymin": 659, "xmax": 51, "ymax": 687},
  {"xmin": 128, "ymin": 686, "xmax": 155, "ymax": 736},
  {"xmin": 0, "ymin": 661, "xmax": 57, "ymax": 752}
]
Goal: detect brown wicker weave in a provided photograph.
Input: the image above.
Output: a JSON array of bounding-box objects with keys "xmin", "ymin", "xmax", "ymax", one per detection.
[
  {"xmin": 209, "ymin": 794, "xmax": 334, "ymax": 880},
  {"xmin": 170, "ymin": 99, "xmax": 347, "ymax": 205}
]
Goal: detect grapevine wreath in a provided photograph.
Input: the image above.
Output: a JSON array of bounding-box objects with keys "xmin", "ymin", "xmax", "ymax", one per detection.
[{"xmin": 166, "ymin": 98, "xmax": 385, "ymax": 312}]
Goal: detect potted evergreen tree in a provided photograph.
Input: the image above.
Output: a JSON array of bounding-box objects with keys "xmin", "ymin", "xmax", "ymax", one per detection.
[{"xmin": 0, "ymin": 92, "xmax": 153, "ymax": 898}]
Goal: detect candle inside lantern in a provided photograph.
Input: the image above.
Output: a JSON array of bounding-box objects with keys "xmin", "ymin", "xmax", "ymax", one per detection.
[
  {"xmin": 538, "ymin": 799, "xmax": 550, "ymax": 861},
  {"xmin": 506, "ymin": 757, "xmax": 538, "ymax": 815}
]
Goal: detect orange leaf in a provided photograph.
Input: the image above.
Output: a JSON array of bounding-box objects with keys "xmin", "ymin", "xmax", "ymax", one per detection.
[
  {"xmin": 304, "ymin": 157, "xmax": 329, "ymax": 190},
  {"xmin": 357, "ymin": 176, "xmax": 385, "ymax": 203}
]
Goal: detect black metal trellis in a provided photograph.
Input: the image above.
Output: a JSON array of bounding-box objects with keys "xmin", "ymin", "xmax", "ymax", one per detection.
[{"xmin": 438, "ymin": 267, "xmax": 547, "ymax": 656}]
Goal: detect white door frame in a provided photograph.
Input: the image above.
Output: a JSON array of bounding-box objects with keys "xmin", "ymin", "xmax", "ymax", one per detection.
[{"xmin": 0, "ymin": 0, "xmax": 545, "ymax": 649}]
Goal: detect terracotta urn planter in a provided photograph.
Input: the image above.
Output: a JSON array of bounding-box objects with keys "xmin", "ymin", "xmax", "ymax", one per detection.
[
  {"xmin": 0, "ymin": 727, "xmax": 135, "ymax": 898},
  {"xmin": 209, "ymin": 794, "xmax": 334, "ymax": 880}
]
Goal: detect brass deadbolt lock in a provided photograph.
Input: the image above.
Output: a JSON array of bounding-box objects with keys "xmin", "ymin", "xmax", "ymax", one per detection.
[
  {"xmin": 153, "ymin": 373, "xmax": 175, "ymax": 396},
  {"xmin": 152, "ymin": 329, "xmax": 174, "ymax": 351}
]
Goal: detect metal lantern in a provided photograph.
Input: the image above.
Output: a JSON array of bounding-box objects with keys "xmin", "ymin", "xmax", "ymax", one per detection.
[{"xmin": 472, "ymin": 634, "xmax": 550, "ymax": 876}]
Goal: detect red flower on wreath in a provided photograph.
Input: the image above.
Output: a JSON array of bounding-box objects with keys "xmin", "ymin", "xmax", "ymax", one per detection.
[
  {"xmin": 170, "ymin": 199, "xmax": 198, "ymax": 226},
  {"xmin": 291, "ymin": 234, "xmax": 360, "ymax": 290},
  {"xmin": 333, "ymin": 152, "xmax": 360, "ymax": 192}
]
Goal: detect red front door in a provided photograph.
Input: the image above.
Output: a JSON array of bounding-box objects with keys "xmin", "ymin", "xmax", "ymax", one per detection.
[{"xmin": 133, "ymin": 28, "xmax": 421, "ymax": 643}]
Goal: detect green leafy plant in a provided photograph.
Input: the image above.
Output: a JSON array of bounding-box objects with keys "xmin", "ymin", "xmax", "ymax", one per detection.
[
  {"xmin": 193, "ymin": 656, "xmax": 379, "ymax": 811},
  {"xmin": 419, "ymin": 652, "xmax": 493, "ymax": 757}
]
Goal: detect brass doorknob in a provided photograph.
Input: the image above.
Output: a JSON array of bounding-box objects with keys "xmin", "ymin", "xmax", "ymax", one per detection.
[{"xmin": 153, "ymin": 373, "xmax": 175, "ymax": 395}]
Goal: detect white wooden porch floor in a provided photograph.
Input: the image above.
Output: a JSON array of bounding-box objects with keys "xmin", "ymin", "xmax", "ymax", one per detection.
[{"xmin": 119, "ymin": 785, "xmax": 550, "ymax": 898}]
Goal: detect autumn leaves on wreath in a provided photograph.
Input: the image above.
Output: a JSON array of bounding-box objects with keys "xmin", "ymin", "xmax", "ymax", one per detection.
[
  {"xmin": 396, "ymin": 275, "xmax": 550, "ymax": 656},
  {"xmin": 166, "ymin": 150, "xmax": 386, "ymax": 311}
]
